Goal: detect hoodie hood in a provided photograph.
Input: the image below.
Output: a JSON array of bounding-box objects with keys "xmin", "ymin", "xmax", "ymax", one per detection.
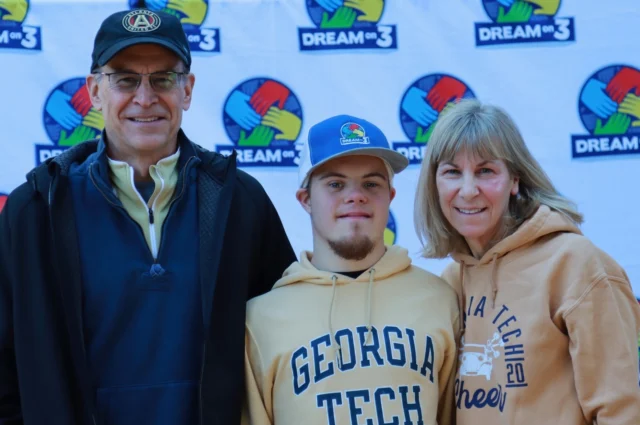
[
  {"xmin": 273, "ymin": 245, "xmax": 412, "ymax": 362},
  {"xmin": 451, "ymin": 205, "xmax": 582, "ymax": 309},
  {"xmin": 274, "ymin": 244, "xmax": 412, "ymax": 289}
]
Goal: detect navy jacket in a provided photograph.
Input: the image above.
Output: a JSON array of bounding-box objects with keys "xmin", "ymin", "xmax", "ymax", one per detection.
[{"xmin": 0, "ymin": 132, "xmax": 296, "ymax": 425}]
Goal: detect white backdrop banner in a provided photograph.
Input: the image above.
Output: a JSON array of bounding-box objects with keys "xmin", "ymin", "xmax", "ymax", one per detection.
[{"xmin": 0, "ymin": 0, "xmax": 639, "ymax": 303}]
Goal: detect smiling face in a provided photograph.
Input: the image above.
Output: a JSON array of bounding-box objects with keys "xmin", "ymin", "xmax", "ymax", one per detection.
[
  {"xmin": 297, "ymin": 155, "xmax": 396, "ymax": 261},
  {"xmin": 436, "ymin": 150, "xmax": 519, "ymax": 257},
  {"xmin": 86, "ymin": 44, "xmax": 195, "ymax": 159}
]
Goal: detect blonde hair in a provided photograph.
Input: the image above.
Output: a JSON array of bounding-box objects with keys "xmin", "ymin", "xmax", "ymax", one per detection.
[{"xmin": 414, "ymin": 99, "xmax": 583, "ymax": 258}]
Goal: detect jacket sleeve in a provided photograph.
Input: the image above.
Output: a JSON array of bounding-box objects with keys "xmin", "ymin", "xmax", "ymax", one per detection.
[
  {"xmin": 0, "ymin": 195, "xmax": 23, "ymax": 423},
  {"xmin": 565, "ymin": 274, "xmax": 640, "ymax": 424},
  {"xmin": 250, "ymin": 190, "xmax": 296, "ymax": 299},
  {"xmin": 436, "ymin": 311, "xmax": 460, "ymax": 425},
  {"xmin": 243, "ymin": 326, "xmax": 273, "ymax": 425}
]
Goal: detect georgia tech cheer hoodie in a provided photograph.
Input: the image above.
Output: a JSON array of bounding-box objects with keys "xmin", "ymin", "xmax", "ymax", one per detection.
[
  {"xmin": 442, "ymin": 205, "xmax": 640, "ymax": 425},
  {"xmin": 244, "ymin": 246, "xmax": 460, "ymax": 425}
]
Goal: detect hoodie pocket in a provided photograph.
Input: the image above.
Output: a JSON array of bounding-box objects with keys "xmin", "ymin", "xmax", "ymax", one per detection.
[{"xmin": 97, "ymin": 380, "xmax": 198, "ymax": 425}]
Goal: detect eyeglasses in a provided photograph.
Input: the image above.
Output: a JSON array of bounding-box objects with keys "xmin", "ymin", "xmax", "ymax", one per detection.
[{"xmin": 94, "ymin": 71, "xmax": 189, "ymax": 93}]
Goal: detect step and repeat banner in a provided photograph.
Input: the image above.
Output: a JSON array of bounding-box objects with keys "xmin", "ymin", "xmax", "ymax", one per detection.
[{"xmin": 0, "ymin": 1, "xmax": 638, "ymax": 304}]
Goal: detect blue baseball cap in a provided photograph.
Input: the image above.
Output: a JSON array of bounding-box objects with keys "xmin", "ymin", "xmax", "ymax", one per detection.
[{"xmin": 298, "ymin": 115, "xmax": 409, "ymax": 187}]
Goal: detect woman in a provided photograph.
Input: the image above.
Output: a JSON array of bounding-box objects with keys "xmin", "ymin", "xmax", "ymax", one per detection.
[{"xmin": 414, "ymin": 99, "xmax": 640, "ymax": 424}]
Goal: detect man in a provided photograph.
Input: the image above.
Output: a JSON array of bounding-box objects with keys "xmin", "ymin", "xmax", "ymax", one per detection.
[
  {"xmin": 243, "ymin": 115, "xmax": 460, "ymax": 425},
  {"xmin": 0, "ymin": 9, "xmax": 295, "ymax": 425}
]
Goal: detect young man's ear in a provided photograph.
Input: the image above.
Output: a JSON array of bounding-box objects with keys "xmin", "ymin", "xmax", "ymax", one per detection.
[
  {"xmin": 296, "ymin": 188, "xmax": 312, "ymax": 214},
  {"xmin": 390, "ymin": 187, "xmax": 396, "ymax": 202},
  {"xmin": 86, "ymin": 74, "xmax": 102, "ymax": 111}
]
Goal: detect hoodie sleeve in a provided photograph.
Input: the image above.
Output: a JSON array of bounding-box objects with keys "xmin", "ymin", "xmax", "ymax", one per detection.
[
  {"xmin": 564, "ymin": 273, "xmax": 640, "ymax": 424},
  {"xmin": 0, "ymin": 192, "xmax": 23, "ymax": 423},
  {"xmin": 243, "ymin": 325, "xmax": 273, "ymax": 425},
  {"xmin": 436, "ymin": 312, "xmax": 460, "ymax": 425}
]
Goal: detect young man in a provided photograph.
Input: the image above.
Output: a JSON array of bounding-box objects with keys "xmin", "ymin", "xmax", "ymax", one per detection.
[
  {"xmin": 243, "ymin": 115, "xmax": 460, "ymax": 425},
  {"xmin": 0, "ymin": 9, "xmax": 294, "ymax": 425}
]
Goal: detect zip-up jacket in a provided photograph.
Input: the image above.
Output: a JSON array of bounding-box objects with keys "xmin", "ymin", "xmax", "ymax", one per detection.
[{"xmin": 0, "ymin": 130, "xmax": 296, "ymax": 425}]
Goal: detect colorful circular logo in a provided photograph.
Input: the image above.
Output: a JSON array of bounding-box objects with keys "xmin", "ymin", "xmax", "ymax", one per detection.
[
  {"xmin": 0, "ymin": 194, "xmax": 7, "ymax": 214},
  {"xmin": 306, "ymin": 0, "xmax": 386, "ymax": 29},
  {"xmin": 384, "ymin": 211, "xmax": 397, "ymax": 246},
  {"xmin": 482, "ymin": 0, "xmax": 560, "ymax": 23},
  {"xmin": 341, "ymin": 123, "xmax": 365, "ymax": 140},
  {"xmin": 43, "ymin": 78, "xmax": 104, "ymax": 147},
  {"xmin": 400, "ymin": 73, "xmax": 476, "ymax": 144},
  {"xmin": 223, "ymin": 78, "xmax": 303, "ymax": 147},
  {"xmin": 129, "ymin": 0, "xmax": 209, "ymax": 27},
  {"xmin": 0, "ymin": 0, "xmax": 29, "ymax": 26},
  {"xmin": 578, "ymin": 65, "xmax": 640, "ymax": 136}
]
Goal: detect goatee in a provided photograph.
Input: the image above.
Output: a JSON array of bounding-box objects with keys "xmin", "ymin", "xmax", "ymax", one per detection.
[{"xmin": 328, "ymin": 235, "xmax": 375, "ymax": 261}]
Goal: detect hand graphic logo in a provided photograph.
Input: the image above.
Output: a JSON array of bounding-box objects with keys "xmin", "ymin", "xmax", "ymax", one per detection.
[
  {"xmin": 225, "ymin": 90, "xmax": 261, "ymax": 131},
  {"xmin": 580, "ymin": 79, "xmax": 617, "ymax": 120},
  {"xmin": 168, "ymin": 0, "xmax": 207, "ymax": 26},
  {"xmin": 343, "ymin": 0, "xmax": 383, "ymax": 23},
  {"xmin": 593, "ymin": 113, "xmax": 631, "ymax": 136},
  {"xmin": 0, "ymin": 0, "xmax": 28, "ymax": 23},
  {"xmin": 496, "ymin": 1, "xmax": 533, "ymax": 23},
  {"xmin": 320, "ymin": 6, "xmax": 357, "ymax": 29},
  {"xmin": 315, "ymin": 0, "xmax": 342, "ymax": 13},
  {"xmin": 238, "ymin": 125, "xmax": 274, "ymax": 147},
  {"xmin": 250, "ymin": 80, "xmax": 290, "ymax": 116},
  {"xmin": 45, "ymin": 90, "xmax": 83, "ymax": 131},
  {"xmin": 400, "ymin": 74, "xmax": 475, "ymax": 146},
  {"xmin": 606, "ymin": 67, "xmax": 640, "ymax": 104},
  {"xmin": 261, "ymin": 107, "xmax": 302, "ymax": 141},
  {"xmin": 401, "ymin": 87, "xmax": 438, "ymax": 127}
]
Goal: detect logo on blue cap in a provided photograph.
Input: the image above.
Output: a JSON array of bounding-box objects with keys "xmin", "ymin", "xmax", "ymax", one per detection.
[{"xmin": 340, "ymin": 122, "xmax": 370, "ymax": 145}]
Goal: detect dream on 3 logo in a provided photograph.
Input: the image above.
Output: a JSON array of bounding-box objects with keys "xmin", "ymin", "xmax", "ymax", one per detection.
[
  {"xmin": 571, "ymin": 65, "xmax": 640, "ymax": 158},
  {"xmin": 475, "ymin": 0, "xmax": 574, "ymax": 47},
  {"xmin": 384, "ymin": 211, "xmax": 397, "ymax": 246},
  {"xmin": 0, "ymin": 0, "xmax": 41, "ymax": 50},
  {"xmin": 129, "ymin": 0, "xmax": 220, "ymax": 52},
  {"xmin": 393, "ymin": 74, "xmax": 476, "ymax": 165},
  {"xmin": 298, "ymin": 0, "xmax": 396, "ymax": 51},
  {"xmin": 35, "ymin": 78, "xmax": 104, "ymax": 165},
  {"xmin": 216, "ymin": 78, "xmax": 303, "ymax": 167},
  {"xmin": 340, "ymin": 122, "xmax": 370, "ymax": 145}
]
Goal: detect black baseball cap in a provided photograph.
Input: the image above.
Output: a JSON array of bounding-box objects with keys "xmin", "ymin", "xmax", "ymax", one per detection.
[{"xmin": 91, "ymin": 9, "xmax": 191, "ymax": 72}]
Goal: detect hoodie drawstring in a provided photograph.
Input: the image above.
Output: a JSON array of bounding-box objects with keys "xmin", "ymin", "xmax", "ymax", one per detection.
[
  {"xmin": 459, "ymin": 261, "xmax": 466, "ymax": 329},
  {"xmin": 364, "ymin": 269, "xmax": 376, "ymax": 345},
  {"xmin": 329, "ymin": 274, "xmax": 342, "ymax": 368},
  {"xmin": 490, "ymin": 253, "xmax": 499, "ymax": 309}
]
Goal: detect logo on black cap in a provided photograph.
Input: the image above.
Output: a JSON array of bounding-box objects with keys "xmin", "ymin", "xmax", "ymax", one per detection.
[{"xmin": 122, "ymin": 9, "xmax": 161, "ymax": 33}]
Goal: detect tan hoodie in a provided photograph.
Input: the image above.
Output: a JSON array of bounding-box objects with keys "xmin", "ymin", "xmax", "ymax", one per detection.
[
  {"xmin": 244, "ymin": 246, "xmax": 460, "ymax": 425},
  {"xmin": 441, "ymin": 205, "xmax": 640, "ymax": 425}
]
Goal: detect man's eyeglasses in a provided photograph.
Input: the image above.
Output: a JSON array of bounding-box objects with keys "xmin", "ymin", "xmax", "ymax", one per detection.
[{"xmin": 94, "ymin": 71, "xmax": 189, "ymax": 93}]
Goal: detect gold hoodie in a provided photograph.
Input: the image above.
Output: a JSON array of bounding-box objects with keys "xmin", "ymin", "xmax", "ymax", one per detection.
[
  {"xmin": 244, "ymin": 246, "xmax": 460, "ymax": 425},
  {"xmin": 442, "ymin": 205, "xmax": 640, "ymax": 424}
]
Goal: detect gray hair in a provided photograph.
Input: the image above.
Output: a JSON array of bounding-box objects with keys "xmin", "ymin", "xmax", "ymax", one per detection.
[{"xmin": 414, "ymin": 99, "xmax": 583, "ymax": 258}]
